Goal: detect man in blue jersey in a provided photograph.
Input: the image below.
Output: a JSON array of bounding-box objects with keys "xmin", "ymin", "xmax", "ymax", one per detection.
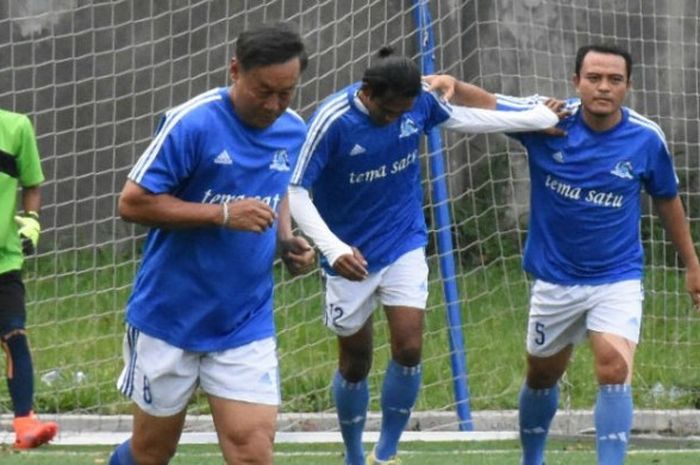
[
  {"xmin": 436, "ymin": 44, "xmax": 700, "ymax": 465},
  {"xmin": 108, "ymin": 23, "xmax": 314, "ymax": 465},
  {"xmin": 289, "ymin": 46, "xmax": 563, "ymax": 465}
]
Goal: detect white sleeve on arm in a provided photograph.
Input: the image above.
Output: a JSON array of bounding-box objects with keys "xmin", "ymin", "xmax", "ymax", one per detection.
[
  {"xmin": 439, "ymin": 103, "xmax": 558, "ymax": 133},
  {"xmin": 288, "ymin": 185, "xmax": 352, "ymax": 266}
]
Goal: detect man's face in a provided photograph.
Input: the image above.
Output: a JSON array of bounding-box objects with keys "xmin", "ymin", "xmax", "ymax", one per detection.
[
  {"xmin": 573, "ymin": 51, "xmax": 630, "ymax": 119},
  {"xmin": 362, "ymin": 91, "xmax": 416, "ymax": 126},
  {"xmin": 230, "ymin": 57, "xmax": 301, "ymax": 128}
]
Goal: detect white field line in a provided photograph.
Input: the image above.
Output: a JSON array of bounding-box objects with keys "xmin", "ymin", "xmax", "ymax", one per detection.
[
  {"xmin": 0, "ymin": 430, "xmax": 519, "ymax": 446},
  {"xmin": 4, "ymin": 448, "xmax": 700, "ymax": 459}
]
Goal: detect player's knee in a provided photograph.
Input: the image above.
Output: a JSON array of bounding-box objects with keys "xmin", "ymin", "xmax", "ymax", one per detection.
[
  {"xmin": 389, "ymin": 327, "xmax": 423, "ymax": 366},
  {"xmin": 526, "ymin": 361, "xmax": 564, "ymax": 389},
  {"xmin": 526, "ymin": 371, "xmax": 560, "ymax": 389},
  {"xmin": 391, "ymin": 345, "xmax": 421, "ymax": 367},
  {"xmin": 340, "ymin": 359, "xmax": 371, "ymax": 382},
  {"xmin": 223, "ymin": 428, "xmax": 274, "ymax": 465},
  {"xmin": 131, "ymin": 437, "xmax": 177, "ymax": 465},
  {"xmin": 339, "ymin": 354, "xmax": 372, "ymax": 382},
  {"xmin": 339, "ymin": 347, "xmax": 372, "ymax": 382},
  {"xmin": 595, "ymin": 353, "xmax": 629, "ymax": 384},
  {"xmin": 525, "ymin": 347, "xmax": 571, "ymax": 389}
]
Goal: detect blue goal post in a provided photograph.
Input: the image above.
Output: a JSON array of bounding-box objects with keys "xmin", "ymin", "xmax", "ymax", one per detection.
[{"xmin": 411, "ymin": 0, "xmax": 474, "ymax": 431}]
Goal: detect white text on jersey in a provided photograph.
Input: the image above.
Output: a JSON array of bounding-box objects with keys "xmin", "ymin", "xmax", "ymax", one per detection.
[
  {"xmin": 201, "ymin": 189, "xmax": 282, "ymax": 210},
  {"xmin": 348, "ymin": 150, "xmax": 417, "ymax": 184},
  {"xmin": 545, "ymin": 174, "xmax": 623, "ymax": 208}
]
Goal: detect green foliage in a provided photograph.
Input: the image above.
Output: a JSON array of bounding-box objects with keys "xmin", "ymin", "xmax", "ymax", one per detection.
[
  {"xmin": 642, "ymin": 159, "xmax": 700, "ymax": 269},
  {"xmin": 1, "ymin": 243, "xmax": 699, "ymax": 415},
  {"xmin": 449, "ymin": 151, "xmax": 524, "ymax": 268}
]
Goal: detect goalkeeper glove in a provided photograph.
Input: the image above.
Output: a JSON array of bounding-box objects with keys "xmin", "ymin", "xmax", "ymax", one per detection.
[{"xmin": 15, "ymin": 211, "xmax": 40, "ymax": 256}]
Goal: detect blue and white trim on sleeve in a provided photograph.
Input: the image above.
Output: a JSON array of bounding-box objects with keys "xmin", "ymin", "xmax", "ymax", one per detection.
[
  {"xmin": 291, "ymin": 93, "xmax": 350, "ymax": 185},
  {"xmin": 129, "ymin": 89, "xmax": 222, "ymax": 183}
]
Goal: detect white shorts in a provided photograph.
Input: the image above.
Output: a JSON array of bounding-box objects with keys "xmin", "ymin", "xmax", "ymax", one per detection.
[
  {"xmin": 323, "ymin": 247, "xmax": 429, "ymax": 336},
  {"xmin": 526, "ymin": 279, "xmax": 644, "ymax": 357},
  {"xmin": 117, "ymin": 326, "xmax": 280, "ymax": 417}
]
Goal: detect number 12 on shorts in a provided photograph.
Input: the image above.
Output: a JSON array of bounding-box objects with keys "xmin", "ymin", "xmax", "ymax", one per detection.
[{"xmin": 324, "ymin": 303, "xmax": 343, "ymax": 328}]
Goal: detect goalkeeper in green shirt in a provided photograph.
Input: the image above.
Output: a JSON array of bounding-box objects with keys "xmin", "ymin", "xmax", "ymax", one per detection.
[{"xmin": 0, "ymin": 108, "xmax": 57, "ymax": 448}]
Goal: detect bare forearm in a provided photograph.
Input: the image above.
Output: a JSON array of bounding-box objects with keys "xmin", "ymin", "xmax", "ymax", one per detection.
[
  {"xmin": 277, "ymin": 194, "xmax": 294, "ymax": 242},
  {"xmin": 21, "ymin": 186, "xmax": 41, "ymax": 213},
  {"xmin": 118, "ymin": 181, "xmax": 221, "ymax": 228},
  {"xmin": 654, "ymin": 196, "xmax": 700, "ymax": 271},
  {"xmin": 451, "ymin": 81, "xmax": 497, "ymax": 109}
]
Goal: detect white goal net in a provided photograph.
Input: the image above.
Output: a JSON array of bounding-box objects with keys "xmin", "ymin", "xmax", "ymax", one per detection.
[{"xmin": 0, "ymin": 0, "xmax": 698, "ymax": 434}]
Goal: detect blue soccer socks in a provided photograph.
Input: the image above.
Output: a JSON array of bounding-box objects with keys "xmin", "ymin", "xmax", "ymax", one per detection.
[
  {"xmin": 333, "ymin": 371, "xmax": 369, "ymax": 465},
  {"xmin": 3, "ymin": 331, "xmax": 33, "ymax": 417},
  {"xmin": 519, "ymin": 383, "xmax": 559, "ymax": 465},
  {"xmin": 374, "ymin": 361, "xmax": 422, "ymax": 460},
  {"xmin": 595, "ymin": 384, "xmax": 632, "ymax": 465},
  {"xmin": 109, "ymin": 439, "xmax": 137, "ymax": 465}
]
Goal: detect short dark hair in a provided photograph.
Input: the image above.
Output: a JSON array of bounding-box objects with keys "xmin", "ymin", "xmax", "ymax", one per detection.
[
  {"xmin": 235, "ymin": 22, "xmax": 308, "ymax": 72},
  {"xmin": 575, "ymin": 44, "xmax": 632, "ymax": 80},
  {"xmin": 361, "ymin": 46, "xmax": 422, "ymax": 100}
]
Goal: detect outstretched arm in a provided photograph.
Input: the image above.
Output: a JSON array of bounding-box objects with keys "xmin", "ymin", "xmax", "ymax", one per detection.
[
  {"xmin": 440, "ymin": 99, "xmax": 563, "ymax": 134},
  {"xmin": 425, "ymin": 75, "xmax": 567, "ymax": 134},
  {"xmin": 654, "ymin": 196, "xmax": 700, "ymax": 309},
  {"xmin": 424, "ymin": 74, "xmax": 497, "ymax": 108}
]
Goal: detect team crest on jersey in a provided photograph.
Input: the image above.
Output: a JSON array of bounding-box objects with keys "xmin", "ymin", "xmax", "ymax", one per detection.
[
  {"xmin": 269, "ymin": 149, "xmax": 290, "ymax": 172},
  {"xmin": 552, "ymin": 151, "xmax": 565, "ymax": 163},
  {"xmin": 399, "ymin": 116, "xmax": 419, "ymax": 138},
  {"xmin": 610, "ymin": 161, "xmax": 634, "ymax": 179}
]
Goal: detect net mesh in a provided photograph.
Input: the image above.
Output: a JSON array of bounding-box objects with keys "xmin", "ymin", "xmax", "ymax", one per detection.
[{"xmin": 0, "ymin": 0, "xmax": 698, "ymax": 429}]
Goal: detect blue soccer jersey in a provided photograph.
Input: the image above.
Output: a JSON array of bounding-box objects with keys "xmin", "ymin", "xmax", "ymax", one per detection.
[
  {"xmin": 291, "ymin": 83, "xmax": 451, "ymax": 272},
  {"xmin": 126, "ymin": 87, "xmax": 306, "ymax": 352},
  {"xmin": 498, "ymin": 96, "xmax": 678, "ymax": 285}
]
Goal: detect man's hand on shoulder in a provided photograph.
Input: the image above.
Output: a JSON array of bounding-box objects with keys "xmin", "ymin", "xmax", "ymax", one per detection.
[
  {"xmin": 15, "ymin": 211, "xmax": 41, "ymax": 255},
  {"xmin": 539, "ymin": 98, "xmax": 570, "ymax": 136},
  {"xmin": 423, "ymin": 74, "xmax": 457, "ymax": 102}
]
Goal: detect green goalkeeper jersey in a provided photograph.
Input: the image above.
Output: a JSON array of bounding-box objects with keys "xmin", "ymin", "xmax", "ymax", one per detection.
[{"xmin": 0, "ymin": 108, "xmax": 44, "ymax": 274}]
